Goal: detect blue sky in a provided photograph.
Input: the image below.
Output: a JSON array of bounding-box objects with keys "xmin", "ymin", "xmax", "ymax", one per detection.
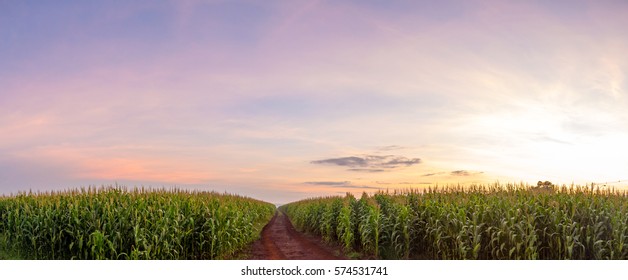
[{"xmin": 1, "ymin": 0, "xmax": 627, "ymax": 203}]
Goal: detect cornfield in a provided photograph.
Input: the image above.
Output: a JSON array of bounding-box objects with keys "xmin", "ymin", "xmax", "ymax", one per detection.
[
  {"xmin": 0, "ymin": 187, "xmax": 275, "ymax": 259},
  {"xmin": 280, "ymin": 183, "xmax": 628, "ymax": 259}
]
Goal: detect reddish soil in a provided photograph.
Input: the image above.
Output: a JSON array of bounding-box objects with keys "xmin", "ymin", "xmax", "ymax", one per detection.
[{"xmin": 246, "ymin": 211, "xmax": 346, "ymax": 260}]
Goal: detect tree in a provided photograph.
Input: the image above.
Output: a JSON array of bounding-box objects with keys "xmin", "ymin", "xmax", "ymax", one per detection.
[{"xmin": 537, "ymin": 181, "xmax": 553, "ymax": 188}]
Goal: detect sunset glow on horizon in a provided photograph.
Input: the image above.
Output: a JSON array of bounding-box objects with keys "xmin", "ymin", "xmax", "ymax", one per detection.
[{"xmin": 2, "ymin": 0, "xmax": 627, "ymax": 203}]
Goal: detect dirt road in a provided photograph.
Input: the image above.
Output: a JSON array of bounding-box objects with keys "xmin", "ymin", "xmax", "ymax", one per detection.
[{"xmin": 246, "ymin": 211, "xmax": 345, "ymax": 260}]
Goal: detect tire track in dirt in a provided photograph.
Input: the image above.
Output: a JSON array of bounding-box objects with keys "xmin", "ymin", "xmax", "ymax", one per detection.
[{"xmin": 247, "ymin": 211, "xmax": 345, "ymax": 260}]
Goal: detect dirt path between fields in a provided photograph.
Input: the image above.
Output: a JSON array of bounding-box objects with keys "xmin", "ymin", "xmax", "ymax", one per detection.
[{"xmin": 246, "ymin": 211, "xmax": 346, "ymax": 260}]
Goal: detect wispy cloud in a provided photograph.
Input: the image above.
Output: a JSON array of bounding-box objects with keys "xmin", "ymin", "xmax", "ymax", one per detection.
[
  {"xmin": 311, "ymin": 156, "xmax": 368, "ymax": 167},
  {"xmin": 422, "ymin": 172, "xmax": 446, "ymax": 177},
  {"xmin": 450, "ymin": 170, "xmax": 484, "ymax": 176},
  {"xmin": 451, "ymin": 170, "xmax": 470, "ymax": 176},
  {"xmin": 534, "ymin": 135, "xmax": 572, "ymax": 145},
  {"xmin": 311, "ymin": 155, "xmax": 421, "ymax": 172},
  {"xmin": 347, "ymin": 168, "xmax": 386, "ymax": 173},
  {"xmin": 376, "ymin": 145, "xmax": 406, "ymax": 151}
]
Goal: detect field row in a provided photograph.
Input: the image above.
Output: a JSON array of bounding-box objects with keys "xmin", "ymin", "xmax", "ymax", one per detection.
[
  {"xmin": 280, "ymin": 184, "xmax": 628, "ymax": 259},
  {"xmin": 0, "ymin": 187, "xmax": 275, "ymax": 259}
]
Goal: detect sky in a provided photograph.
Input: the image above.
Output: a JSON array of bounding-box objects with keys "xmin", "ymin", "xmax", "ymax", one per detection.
[{"xmin": 1, "ymin": 0, "xmax": 627, "ymax": 204}]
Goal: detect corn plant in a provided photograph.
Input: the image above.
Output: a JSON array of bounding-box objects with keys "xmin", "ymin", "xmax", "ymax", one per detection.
[
  {"xmin": 0, "ymin": 187, "xmax": 274, "ymax": 260},
  {"xmin": 280, "ymin": 183, "xmax": 628, "ymax": 259}
]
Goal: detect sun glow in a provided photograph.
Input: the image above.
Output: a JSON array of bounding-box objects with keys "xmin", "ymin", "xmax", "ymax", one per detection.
[{"xmin": 466, "ymin": 102, "xmax": 628, "ymax": 185}]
